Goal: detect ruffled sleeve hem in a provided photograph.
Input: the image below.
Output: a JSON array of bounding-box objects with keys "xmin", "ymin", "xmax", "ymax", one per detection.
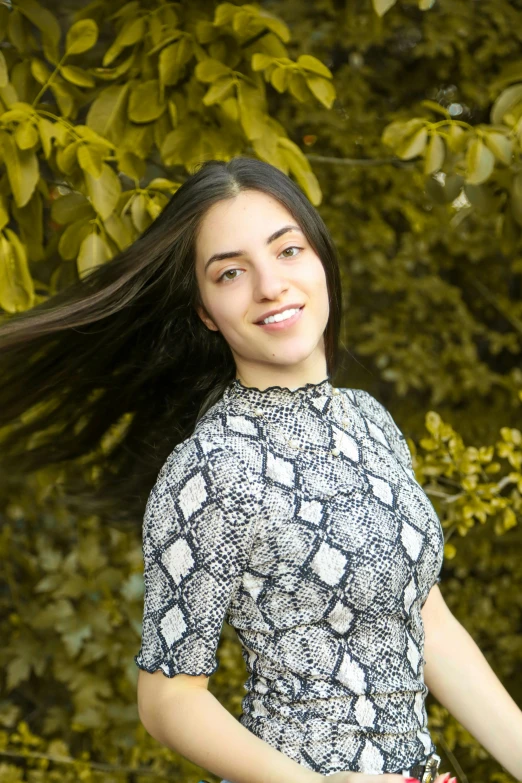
[{"xmin": 134, "ymin": 652, "xmax": 219, "ymax": 679}]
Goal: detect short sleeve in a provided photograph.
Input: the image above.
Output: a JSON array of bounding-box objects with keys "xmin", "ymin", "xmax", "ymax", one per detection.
[{"xmin": 134, "ymin": 440, "xmax": 261, "ymax": 678}]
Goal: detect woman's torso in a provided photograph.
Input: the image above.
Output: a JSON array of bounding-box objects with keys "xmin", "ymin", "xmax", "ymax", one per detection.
[{"xmin": 195, "ymin": 379, "xmax": 444, "ymax": 775}]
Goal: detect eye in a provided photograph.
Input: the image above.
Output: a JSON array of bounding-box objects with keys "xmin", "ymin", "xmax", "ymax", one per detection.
[
  {"xmin": 279, "ymin": 246, "xmax": 302, "ymax": 258},
  {"xmin": 217, "ymin": 268, "xmax": 243, "ymax": 283}
]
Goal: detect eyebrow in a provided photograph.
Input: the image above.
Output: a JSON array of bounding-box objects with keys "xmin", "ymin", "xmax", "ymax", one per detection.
[{"xmin": 204, "ymin": 224, "xmax": 304, "ymax": 273}]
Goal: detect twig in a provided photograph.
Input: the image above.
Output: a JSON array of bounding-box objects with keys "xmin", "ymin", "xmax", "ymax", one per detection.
[
  {"xmin": 469, "ymin": 277, "xmax": 522, "ymax": 337},
  {"xmin": 437, "ymin": 734, "xmax": 470, "ymax": 783},
  {"xmin": 305, "ymin": 153, "xmax": 416, "ymax": 167}
]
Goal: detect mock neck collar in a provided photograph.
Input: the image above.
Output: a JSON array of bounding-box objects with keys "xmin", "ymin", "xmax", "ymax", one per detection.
[{"xmin": 224, "ymin": 376, "xmax": 334, "ymax": 410}]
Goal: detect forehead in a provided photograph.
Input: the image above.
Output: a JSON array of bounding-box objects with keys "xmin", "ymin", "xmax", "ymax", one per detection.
[{"xmin": 196, "ymin": 191, "xmax": 296, "ymax": 252}]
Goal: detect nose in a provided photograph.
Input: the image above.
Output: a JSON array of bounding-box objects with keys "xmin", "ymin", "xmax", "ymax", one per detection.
[{"xmin": 252, "ymin": 263, "xmax": 289, "ymax": 302}]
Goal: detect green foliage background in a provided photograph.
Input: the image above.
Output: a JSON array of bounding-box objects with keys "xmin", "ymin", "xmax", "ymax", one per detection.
[{"xmin": 0, "ymin": 1, "xmax": 521, "ymax": 782}]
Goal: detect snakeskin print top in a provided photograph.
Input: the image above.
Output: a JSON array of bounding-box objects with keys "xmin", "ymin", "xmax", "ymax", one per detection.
[{"xmin": 134, "ymin": 377, "xmax": 445, "ymax": 776}]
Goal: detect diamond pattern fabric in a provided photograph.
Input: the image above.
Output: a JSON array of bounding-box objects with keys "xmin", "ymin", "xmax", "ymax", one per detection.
[{"xmin": 134, "ymin": 377, "xmax": 444, "ymax": 775}]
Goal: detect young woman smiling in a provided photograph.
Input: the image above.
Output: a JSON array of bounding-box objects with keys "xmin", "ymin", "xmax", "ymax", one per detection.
[{"xmin": 1, "ymin": 158, "xmax": 520, "ymax": 783}]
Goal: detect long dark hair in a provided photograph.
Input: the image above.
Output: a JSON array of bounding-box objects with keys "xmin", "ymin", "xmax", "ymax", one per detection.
[{"xmin": 0, "ymin": 156, "xmax": 342, "ymax": 526}]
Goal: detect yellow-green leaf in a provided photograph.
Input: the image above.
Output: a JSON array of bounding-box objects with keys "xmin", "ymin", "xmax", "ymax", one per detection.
[
  {"xmin": 77, "ymin": 231, "xmax": 113, "ymax": 280},
  {"xmin": 51, "ymin": 192, "xmax": 93, "ymax": 225},
  {"xmin": 57, "ymin": 217, "xmax": 92, "ymax": 260},
  {"xmin": 419, "ymin": 99, "xmax": 450, "ymax": 118},
  {"xmin": 8, "ymin": 9, "xmax": 28, "ymax": 56},
  {"xmin": 445, "ymin": 123, "xmax": 467, "ymax": 154},
  {"xmin": 161, "ymin": 126, "xmax": 195, "ymax": 166},
  {"xmin": 0, "ymin": 81, "xmax": 20, "ymax": 108},
  {"xmin": 202, "ymin": 76, "xmax": 235, "ymax": 106},
  {"xmin": 49, "ymin": 79, "xmax": 75, "ymax": 118},
  {"xmin": 277, "ymin": 137, "xmax": 321, "ymax": 206},
  {"xmin": 146, "ymin": 194, "xmax": 166, "ymax": 220},
  {"xmin": 214, "ymin": 3, "xmax": 239, "ymax": 26},
  {"xmin": 466, "ymin": 137, "xmax": 495, "ymax": 185},
  {"xmin": 65, "ymin": 19, "xmax": 99, "ymax": 56},
  {"xmin": 372, "ymin": 0, "xmax": 397, "ymax": 14},
  {"xmin": 116, "ymin": 150, "xmax": 146, "ymax": 181},
  {"xmin": 102, "ymin": 17, "xmax": 144, "ymax": 66},
  {"xmin": 396, "ymin": 127, "xmax": 428, "ymax": 160},
  {"xmin": 128, "ymin": 80, "xmax": 165, "ymax": 123},
  {"xmin": 12, "ymin": 190, "xmax": 44, "ymax": 261},
  {"xmin": 30, "ymin": 57, "xmax": 51, "ymax": 85},
  {"xmin": 1, "ymin": 102, "xmax": 33, "ymax": 123},
  {"xmin": 75, "ymin": 124, "xmax": 113, "ymax": 148},
  {"xmin": 503, "ymin": 507, "xmax": 517, "ymax": 531},
  {"xmin": 444, "ymin": 542, "xmax": 457, "ymax": 559},
  {"xmin": 130, "ymin": 193, "xmax": 151, "ymax": 233},
  {"xmin": 491, "ymin": 84, "xmax": 522, "ymax": 127},
  {"xmin": 159, "ymin": 38, "xmax": 193, "ymax": 88},
  {"xmin": 120, "ymin": 121, "xmax": 154, "ymax": 158},
  {"xmin": 77, "ymin": 144, "xmax": 105, "ymax": 178},
  {"xmin": 59, "ymin": 65, "xmax": 96, "ymax": 88},
  {"xmin": 251, "ymin": 53, "xmax": 274, "ymax": 72},
  {"xmin": 424, "ymin": 133, "xmax": 445, "ymax": 175},
  {"xmin": 0, "ymin": 50, "xmax": 8, "ymax": 88},
  {"xmin": 0, "ymin": 195, "xmax": 9, "ymax": 231},
  {"xmin": 84, "ymin": 164, "xmax": 121, "ymax": 220},
  {"xmin": 86, "ymin": 83, "xmax": 130, "ymax": 142},
  {"xmin": 56, "ymin": 140, "xmax": 81, "ymax": 175},
  {"xmin": 255, "ymin": 8, "xmax": 290, "ymax": 42},
  {"xmin": 288, "ymin": 72, "xmax": 310, "ymax": 103},
  {"xmin": 270, "ymin": 67, "xmax": 290, "ymax": 93},
  {"xmin": 92, "ymin": 51, "xmax": 135, "ymax": 82},
  {"xmin": 485, "ymin": 132, "xmax": 513, "ymax": 166},
  {"xmin": 252, "ymin": 131, "xmax": 288, "ymax": 171},
  {"xmin": 305, "ymin": 76, "xmax": 336, "ymax": 109},
  {"xmin": 36, "ymin": 117, "xmax": 55, "ymax": 159},
  {"xmin": 1, "ymin": 131, "xmax": 39, "ymax": 207},
  {"xmin": 382, "ymin": 118, "xmax": 424, "ymax": 150},
  {"xmin": 220, "ymin": 96, "xmax": 239, "ymax": 122},
  {"xmin": 147, "ymin": 178, "xmax": 179, "ymax": 192},
  {"xmin": 103, "ymin": 212, "xmax": 134, "ymax": 251},
  {"xmin": 237, "ymin": 81, "xmax": 266, "ymax": 140},
  {"xmin": 14, "ymin": 120, "xmax": 39, "ymax": 150},
  {"xmin": 17, "ymin": 0, "xmax": 60, "ymax": 49},
  {"xmin": 194, "ymin": 58, "xmax": 232, "ymax": 83},
  {"xmin": 297, "ymin": 54, "xmax": 332, "ymax": 79},
  {"xmin": 0, "ymin": 228, "xmax": 34, "ymax": 312}
]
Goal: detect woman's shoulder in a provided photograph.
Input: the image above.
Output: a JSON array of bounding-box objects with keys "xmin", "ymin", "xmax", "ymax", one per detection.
[
  {"xmin": 347, "ymin": 387, "xmax": 414, "ymax": 474},
  {"xmin": 347, "ymin": 387, "xmax": 388, "ymax": 416},
  {"xmin": 154, "ymin": 410, "xmax": 260, "ymax": 499}
]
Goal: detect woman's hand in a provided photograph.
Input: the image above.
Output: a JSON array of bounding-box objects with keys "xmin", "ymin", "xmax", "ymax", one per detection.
[{"xmin": 321, "ymin": 772, "xmax": 454, "ymax": 783}]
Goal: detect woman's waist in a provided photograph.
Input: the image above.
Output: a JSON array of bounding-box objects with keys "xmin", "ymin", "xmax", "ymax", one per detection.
[{"xmin": 242, "ymin": 687, "xmax": 430, "ymax": 734}]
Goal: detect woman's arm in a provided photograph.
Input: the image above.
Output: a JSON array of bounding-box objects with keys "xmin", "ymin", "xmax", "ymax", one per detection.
[
  {"xmin": 422, "ymin": 585, "xmax": 522, "ymax": 781},
  {"xmin": 137, "ymin": 670, "xmax": 322, "ymax": 783}
]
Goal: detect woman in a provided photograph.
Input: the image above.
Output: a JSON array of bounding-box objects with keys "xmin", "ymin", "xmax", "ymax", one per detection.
[{"xmin": 1, "ymin": 158, "xmax": 519, "ymax": 783}]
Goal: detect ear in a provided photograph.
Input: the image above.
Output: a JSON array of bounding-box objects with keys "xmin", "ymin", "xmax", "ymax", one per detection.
[{"xmin": 195, "ymin": 304, "xmax": 219, "ymax": 332}]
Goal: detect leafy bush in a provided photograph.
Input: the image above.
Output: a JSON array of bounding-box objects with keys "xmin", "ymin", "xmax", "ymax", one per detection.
[{"xmin": 1, "ymin": 1, "xmax": 521, "ymax": 782}]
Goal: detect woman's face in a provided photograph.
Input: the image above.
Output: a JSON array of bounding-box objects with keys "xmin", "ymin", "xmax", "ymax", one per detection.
[{"xmin": 194, "ymin": 189, "xmax": 330, "ymax": 386}]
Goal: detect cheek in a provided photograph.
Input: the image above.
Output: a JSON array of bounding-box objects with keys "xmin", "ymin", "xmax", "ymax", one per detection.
[
  {"xmin": 211, "ymin": 291, "xmax": 249, "ymax": 332},
  {"xmin": 307, "ymin": 259, "xmax": 329, "ymax": 300}
]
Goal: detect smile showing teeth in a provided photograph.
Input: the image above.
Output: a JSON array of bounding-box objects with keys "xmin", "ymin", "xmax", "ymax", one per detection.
[{"xmin": 261, "ymin": 307, "xmax": 301, "ymax": 324}]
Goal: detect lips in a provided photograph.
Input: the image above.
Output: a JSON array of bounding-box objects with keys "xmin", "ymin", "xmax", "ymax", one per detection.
[{"xmin": 255, "ymin": 304, "xmax": 304, "ymax": 324}]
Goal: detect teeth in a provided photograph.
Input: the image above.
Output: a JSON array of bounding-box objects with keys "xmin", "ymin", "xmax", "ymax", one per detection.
[{"xmin": 262, "ymin": 307, "xmax": 300, "ymax": 325}]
